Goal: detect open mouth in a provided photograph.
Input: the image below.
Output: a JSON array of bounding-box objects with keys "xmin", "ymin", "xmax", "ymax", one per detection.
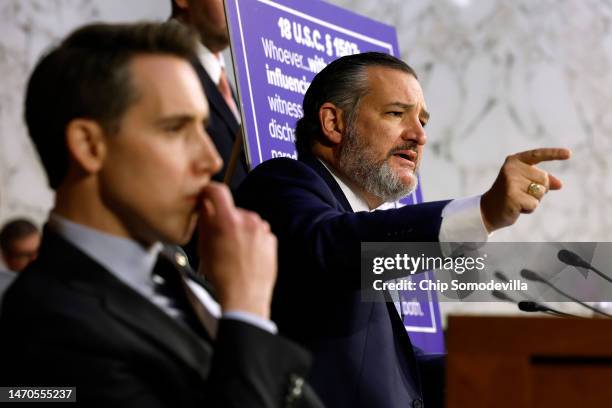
[
  {"xmin": 391, "ymin": 150, "xmax": 417, "ymax": 167},
  {"xmin": 389, "ymin": 147, "xmax": 418, "ymax": 173},
  {"xmin": 394, "ymin": 153, "xmax": 412, "ymax": 161}
]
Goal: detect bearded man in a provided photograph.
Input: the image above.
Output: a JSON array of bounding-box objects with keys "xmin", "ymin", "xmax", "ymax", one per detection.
[{"xmin": 237, "ymin": 52, "xmax": 570, "ymax": 408}]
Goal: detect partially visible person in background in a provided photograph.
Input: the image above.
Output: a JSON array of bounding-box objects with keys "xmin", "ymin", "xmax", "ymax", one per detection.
[
  {"xmin": 0, "ymin": 265, "xmax": 13, "ymax": 311},
  {"xmin": 171, "ymin": 0, "xmax": 246, "ymax": 190},
  {"xmin": 0, "ymin": 218, "xmax": 40, "ymax": 273},
  {"xmin": 0, "ymin": 218, "xmax": 40, "ymax": 309},
  {"xmin": 171, "ymin": 0, "xmax": 247, "ymax": 268}
]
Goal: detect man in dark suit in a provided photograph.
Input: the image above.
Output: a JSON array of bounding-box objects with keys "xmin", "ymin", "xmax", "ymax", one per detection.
[
  {"xmin": 171, "ymin": 0, "xmax": 247, "ymax": 268},
  {"xmin": 237, "ymin": 52, "xmax": 571, "ymax": 408},
  {"xmin": 171, "ymin": 0, "xmax": 246, "ymax": 190},
  {"xmin": 0, "ymin": 22, "xmax": 322, "ymax": 407}
]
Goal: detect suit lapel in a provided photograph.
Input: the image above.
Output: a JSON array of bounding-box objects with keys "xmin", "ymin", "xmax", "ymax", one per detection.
[
  {"xmin": 39, "ymin": 229, "xmax": 213, "ymax": 381},
  {"xmin": 384, "ymin": 294, "xmax": 423, "ymax": 391},
  {"xmin": 102, "ymin": 281, "xmax": 213, "ymax": 378},
  {"xmin": 299, "ymin": 154, "xmax": 353, "ymax": 212},
  {"xmin": 165, "ymin": 245, "xmax": 218, "ymax": 300},
  {"xmin": 298, "ymin": 155, "xmax": 424, "ymax": 391},
  {"xmin": 191, "ymin": 60, "xmax": 239, "ymax": 136}
]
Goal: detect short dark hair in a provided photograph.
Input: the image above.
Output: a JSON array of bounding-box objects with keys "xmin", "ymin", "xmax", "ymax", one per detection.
[
  {"xmin": 0, "ymin": 218, "xmax": 38, "ymax": 254},
  {"xmin": 295, "ymin": 52, "xmax": 417, "ymax": 157},
  {"xmin": 25, "ymin": 21, "xmax": 199, "ymax": 189}
]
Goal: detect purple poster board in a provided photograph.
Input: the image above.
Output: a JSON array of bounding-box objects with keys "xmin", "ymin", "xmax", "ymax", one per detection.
[{"xmin": 226, "ymin": 0, "xmax": 444, "ymax": 353}]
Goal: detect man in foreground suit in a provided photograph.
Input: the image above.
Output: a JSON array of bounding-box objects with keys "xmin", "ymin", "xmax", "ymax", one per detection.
[
  {"xmin": 0, "ymin": 22, "xmax": 321, "ymax": 407},
  {"xmin": 237, "ymin": 52, "xmax": 571, "ymax": 408}
]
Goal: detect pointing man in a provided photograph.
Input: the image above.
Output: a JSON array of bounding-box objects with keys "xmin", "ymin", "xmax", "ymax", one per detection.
[{"xmin": 237, "ymin": 52, "xmax": 570, "ymax": 408}]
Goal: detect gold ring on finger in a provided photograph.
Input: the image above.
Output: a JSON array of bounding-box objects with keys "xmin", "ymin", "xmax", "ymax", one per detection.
[{"xmin": 527, "ymin": 182, "xmax": 545, "ymax": 198}]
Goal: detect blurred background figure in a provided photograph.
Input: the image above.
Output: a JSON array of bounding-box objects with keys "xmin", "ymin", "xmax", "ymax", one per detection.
[
  {"xmin": 0, "ymin": 218, "xmax": 40, "ymax": 308},
  {"xmin": 0, "ymin": 218, "xmax": 40, "ymax": 273},
  {"xmin": 0, "ymin": 266, "xmax": 13, "ymax": 310},
  {"xmin": 171, "ymin": 0, "xmax": 247, "ymax": 268},
  {"xmin": 171, "ymin": 0, "xmax": 247, "ymax": 191}
]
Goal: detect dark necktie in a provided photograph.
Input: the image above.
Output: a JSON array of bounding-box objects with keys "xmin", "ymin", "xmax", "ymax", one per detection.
[{"xmin": 152, "ymin": 250, "xmax": 217, "ymax": 340}]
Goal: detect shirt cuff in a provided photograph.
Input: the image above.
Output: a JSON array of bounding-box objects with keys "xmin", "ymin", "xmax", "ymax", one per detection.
[
  {"xmin": 222, "ymin": 311, "xmax": 278, "ymax": 334},
  {"xmin": 439, "ymin": 195, "xmax": 490, "ymax": 256}
]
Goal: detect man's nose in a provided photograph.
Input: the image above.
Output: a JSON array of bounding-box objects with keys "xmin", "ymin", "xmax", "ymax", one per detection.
[
  {"xmin": 193, "ymin": 127, "xmax": 223, "ymax": 175},
  {"xmin": 401, "ymin": 118, "xmax": 427, "ymax": 146}
]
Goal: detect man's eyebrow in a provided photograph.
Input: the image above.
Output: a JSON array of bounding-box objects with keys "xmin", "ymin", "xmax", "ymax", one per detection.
[
  {"xmin": 420, "ymin": 109, "xmax": 430, "ymax": 122},
  {"xmin": 156, "ymin": 113, "xmax": 210, "ymax": 127},
  {"xmin": 384, "ymin": 102, "xmax": 430, "ymax": 122},
  {"xmin": 156, "ymin": 114, "xmax": 193, "ymax": 125},
  {"xmin": 383, "ymin": 102, "xmax": 413, "ymax": 110}
]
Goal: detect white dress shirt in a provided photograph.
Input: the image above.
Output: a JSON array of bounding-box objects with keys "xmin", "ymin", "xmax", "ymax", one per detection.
[
  {"xmin": 197, "ymin": 43, "xmax": 224, "ymax": 86},
  {"xmin": 318, "ymin": 161, "xmax": 490, "ymax": 316},
  {"xmin": 318, "ymin": 160, "xmax": 490, "ymax": 244},
  {"xmin": 48, "ymin": 214, "xmax": 276, "ymax": 335},
  {"xmin": 196, "ymin": 43, "xmax": 241, "ymax": 122}
]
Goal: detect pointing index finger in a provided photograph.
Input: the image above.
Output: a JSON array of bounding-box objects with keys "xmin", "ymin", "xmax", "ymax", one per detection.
[{"xmin": 516, "ymin": 148, "xmax": 571, "ymax": 165}]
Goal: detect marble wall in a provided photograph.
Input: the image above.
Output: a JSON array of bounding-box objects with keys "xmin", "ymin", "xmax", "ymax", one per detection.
[{"xmin": 1, "ymin": 0, "xmax": 610, "ymax": 244}]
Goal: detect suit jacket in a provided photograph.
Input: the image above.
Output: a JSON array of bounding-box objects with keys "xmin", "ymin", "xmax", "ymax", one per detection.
[
  {"xmin": 184, "ymin": 60, "xmax": 250, "ymax": 269},
  {"xmin": 0, "ymin": 229, "xmax": 323, "ymax": 408},
  {"xmin": 237, "ymin": 154, "xmax": 450, "ymax": 408},
  {"xmin": 191, "ymin": 59, "xmax": 248, "ymax": 191}
]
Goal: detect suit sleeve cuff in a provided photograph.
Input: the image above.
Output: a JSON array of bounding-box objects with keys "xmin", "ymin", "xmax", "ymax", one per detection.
[
  {"xmin": 439, "ymin": 195, "xmax": 490, "ymax": 256},
  {"xmin": 222, "ymin": 311, "xmax": 278, "ymax": 334}
]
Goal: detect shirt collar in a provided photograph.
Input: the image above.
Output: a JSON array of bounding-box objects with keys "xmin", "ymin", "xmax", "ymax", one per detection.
[
  {"xmin": 318, "ymin": 159, "xmax": 372, "ymax": 212},
  {"xmin": 48, "ymin": 213, "xmax": 162, "ymax": 295},
  {"xmin": 0, "ymin": 268, "xmax": 15, "ymax": 278},
  {"xmin": 197, "ymin": 42, "xmax": 225, "ymax": 85}
]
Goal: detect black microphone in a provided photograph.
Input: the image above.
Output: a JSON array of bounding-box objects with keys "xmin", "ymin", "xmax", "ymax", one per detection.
[
  {"xmin": 518, "ymin": 301, "xmax": 581, "ymax": 318},
  {"xmin": 491, "ymin": 289, "xmax": 516, "ymax": 303},
  {"xmin": 558, "ymin": 249, "xmax": 612, "ymax": 284},
  {"xmin": 491, "ymin": 289, "xmax": 576, "ymax": 318},
  {"xmin": 521, "ymin": 269, "xmax": 612, "ymax": 318},
  {"xmin": 558, "ymin": 249, "xmax": 590, "ymax": 268},
  {"xmin": 495, "ymin": 270, "xmax": 536, "ymax": 301},
  {"xmin": 520, "ymin": 269, "xmax": 545, "ymax": 283},
  {"xmin": 494, "ymin": 271, "xmax": 510, "ymax": 283}
]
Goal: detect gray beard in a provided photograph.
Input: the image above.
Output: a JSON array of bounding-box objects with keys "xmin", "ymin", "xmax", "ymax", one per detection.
[{"xmin": 337, "ymin": 128, "xmax": 418, "ymax": 204}]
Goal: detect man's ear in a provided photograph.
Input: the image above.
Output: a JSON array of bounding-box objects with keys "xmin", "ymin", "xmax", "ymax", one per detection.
[
  {"xmin": 318, "ymin": 102, "xmax": 347, "ymax": 145},
  {"xmin": 65, "ymin": 119, "xmax": 107, "ymax": 175}
]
